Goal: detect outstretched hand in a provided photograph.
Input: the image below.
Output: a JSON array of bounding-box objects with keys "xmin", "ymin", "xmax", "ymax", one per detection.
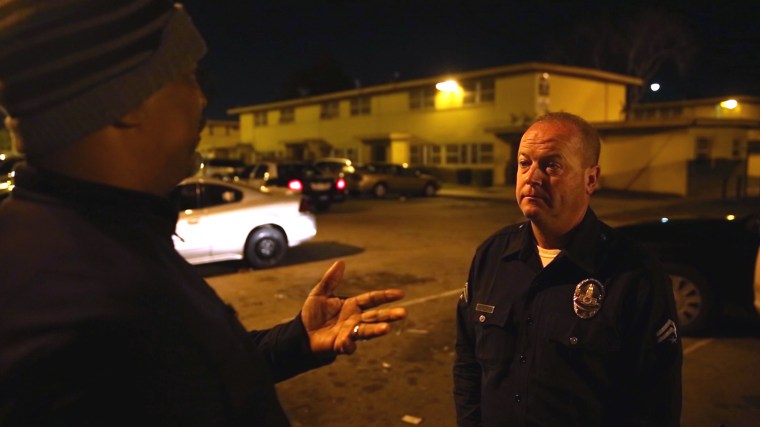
[{"xmin": 301, "ymin": 261, "xmax": 407, "ymax": 355}]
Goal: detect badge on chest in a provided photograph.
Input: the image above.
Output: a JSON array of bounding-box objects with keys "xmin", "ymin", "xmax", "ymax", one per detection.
[{"xmin": 573, "ymin": 278, "xmax": 605, "ymax": 319}]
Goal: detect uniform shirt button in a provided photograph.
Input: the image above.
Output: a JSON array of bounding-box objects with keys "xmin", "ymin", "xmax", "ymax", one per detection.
[
  {"xmin": 479, "ymin": 315, "xmax": 486, "ymax": 323},
  {"xmin": 514, "ymin": 394, "xmax": 522, "ymax": 403},
  {"xmin": 527, "ymin": 317, "xmax": 534, "ymax": 326},
  {"xmin": 519, "ymin": 355, "xmax": 527, "ymax": 364},
  {"xmin": 569, "ymin": 336, "xmax": 579, "ymax": 345}
]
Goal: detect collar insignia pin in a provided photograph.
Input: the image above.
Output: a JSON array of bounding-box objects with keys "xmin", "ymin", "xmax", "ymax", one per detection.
[{"xmin": 573, "ymin": 278, "xmax": 605, "ymax": 319}]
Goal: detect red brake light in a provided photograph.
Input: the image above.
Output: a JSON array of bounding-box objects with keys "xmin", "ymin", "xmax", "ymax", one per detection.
[
  {"xmin": 288, "ymin": 179, "xmax": 303, "ymax": 191},
  {"xmin": 336, "ymin": 178, "xmax": 346, "ymax": 190}
]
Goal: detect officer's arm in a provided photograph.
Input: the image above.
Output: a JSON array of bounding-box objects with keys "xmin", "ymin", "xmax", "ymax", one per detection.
[
  {"xmin": 626, "ymin": 264, "xmax": 683, "ymax": 426},
  {"xmin": 453, "ymin": 281, "xmax": 482, "ymax": 427}
]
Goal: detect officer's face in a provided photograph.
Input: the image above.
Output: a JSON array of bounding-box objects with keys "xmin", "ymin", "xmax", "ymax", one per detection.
[{"xmin": 515, "ymin": 120, "xmax": 599, "ymax": 238}]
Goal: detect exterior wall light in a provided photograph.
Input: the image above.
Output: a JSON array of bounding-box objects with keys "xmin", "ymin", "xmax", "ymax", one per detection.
[
  {"xmin": 720, "ymin": 99, "xmax": 738, "ymax": 109},
  {"xmin": 435, "ymin": 80, "xmax": 459, "ymax": 92}
]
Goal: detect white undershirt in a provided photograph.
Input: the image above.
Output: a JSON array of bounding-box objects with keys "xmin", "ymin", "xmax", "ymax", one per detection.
[{"xmin": 537, "ymin": 245, "xmax": 561, "ymax": 267}]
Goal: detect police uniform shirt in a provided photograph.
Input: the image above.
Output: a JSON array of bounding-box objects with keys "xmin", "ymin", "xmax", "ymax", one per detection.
[{"xmin": 453, "ymin": 209, "xmax": 682, "ymax": 427}]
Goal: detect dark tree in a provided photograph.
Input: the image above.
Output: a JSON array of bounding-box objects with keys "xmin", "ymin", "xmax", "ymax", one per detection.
[
  {"xmin": 545, "ymin": 5, "xmax": 696, "ymax": 116},
  {"xmin": 281, "ymin": 53, "xmax": 355, "ymax": 99}
]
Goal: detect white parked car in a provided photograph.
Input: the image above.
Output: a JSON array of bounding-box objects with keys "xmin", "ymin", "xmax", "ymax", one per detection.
[{"xmin": 171, "ymin": 177, "xmax": 317, "ymax": 268}]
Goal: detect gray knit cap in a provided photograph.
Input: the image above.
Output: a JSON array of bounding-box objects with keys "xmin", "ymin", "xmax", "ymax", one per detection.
[{"xmin": 0, "ymin": 0, "xmax": 207, "ymax": 156}]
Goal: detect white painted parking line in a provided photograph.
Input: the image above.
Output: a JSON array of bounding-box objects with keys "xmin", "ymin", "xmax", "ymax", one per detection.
[
  {"xmin": 397, "ymin": 290, "xmax": 718, "ymax": 359},
  {"xmin": 682, "ymin": 338, "xmax": 715, "ymax": 355}
]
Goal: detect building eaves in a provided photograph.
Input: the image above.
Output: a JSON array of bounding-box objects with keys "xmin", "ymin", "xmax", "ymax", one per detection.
[
  {"xmin": 634, "ymin": 95, "xmax": 760, "ymax": 110},
  {"xmin": 594, "ymin": 118, "xmax": 760, "ymax": 134},
  {"xmin": 485, "ymin": 117, "xmax": 760, "ymax": 138},
  {"xmin": 227, "ymin": 62, "xmax": 642, "ymax": 115}
]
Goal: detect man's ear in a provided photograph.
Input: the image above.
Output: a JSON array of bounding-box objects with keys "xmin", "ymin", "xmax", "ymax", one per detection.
[
  {"xmin": 112, "ymin": 108, "xmax": 142, "ymax": 129},
  {"xmin": 586, "ymin": 165, "xmax": 600, "ymax": 195}
]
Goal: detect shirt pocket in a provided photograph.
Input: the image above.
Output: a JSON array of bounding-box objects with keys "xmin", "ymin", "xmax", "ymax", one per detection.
[
  {"xmin": 543, "ymin": 318, "xmax": 622, "ymax": 387},
  {"xmin": 474, "ymin": 303, "xmax": 514, "ymax": 369},
  {"xmin": 548, "ymin": 319, "xmax": 621, "ymax": 355}
]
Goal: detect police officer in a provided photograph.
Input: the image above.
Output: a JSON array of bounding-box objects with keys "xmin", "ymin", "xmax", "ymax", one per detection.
[{"xmin": 453, "ymin": 112, "xmax": 682, "ymax": 426}]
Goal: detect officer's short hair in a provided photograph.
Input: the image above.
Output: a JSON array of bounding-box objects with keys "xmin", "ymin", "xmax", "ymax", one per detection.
[{"xmin": 533, "ymin": 112, "xmax": 601, "ymax": 167}]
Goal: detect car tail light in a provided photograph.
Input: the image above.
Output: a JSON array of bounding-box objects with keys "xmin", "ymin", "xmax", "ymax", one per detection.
[
  {"xmin": 288, "ymin": 179, "xmax": 303, "ymax": 191},
  {"xmin": 299, "ymin": 197, "xmax": 311, "ymax": 212},
  {"xmin": 336, "ymin": 177, "xmax": 346, "ymax": 190}
]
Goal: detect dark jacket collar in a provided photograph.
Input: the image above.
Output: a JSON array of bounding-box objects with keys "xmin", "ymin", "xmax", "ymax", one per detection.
[
  {"xmin": 502, "ymin": 208, "xmax": 609, "ymax": 276},
  {"xmin": 12, "ymin": 165, "xmax": 179, "ymax": 237}
]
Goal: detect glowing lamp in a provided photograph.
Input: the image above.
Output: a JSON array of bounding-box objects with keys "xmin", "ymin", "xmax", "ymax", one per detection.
[
  {"xmin": 720, "ymin": 99, "xmax": 738, "ymax": 109},
  {"xmin": 435, "ymin": 80, "xmax": 459, "ymax": 92}
]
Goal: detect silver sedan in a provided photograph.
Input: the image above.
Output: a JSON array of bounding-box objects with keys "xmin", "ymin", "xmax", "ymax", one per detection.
[{"xmin": 172, "ymin": 177, "xmax": 317, "ymax": 268}]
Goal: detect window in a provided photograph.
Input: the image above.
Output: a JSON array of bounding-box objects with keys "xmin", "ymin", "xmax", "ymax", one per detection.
[
  {"xmin": 410, "ymin": 144, "xmax": 443, "ymax": 165},
  {"xmin": 279, "ymin": 108, "xmax": 294, "ymax": 124},
  {"xmin": 409, "ymin": 87, "xmax": 435, "ymax": 110},
  {"xmin": 320, "ymin": 101, "xmax": 339, "ymax": 119},
  {"xmin": 462, "ymin": 78, "xmax": 495, "ymax": 105},
  {"xmin": 696, "ymin": 138, "xmax": 712, "ymax": 160},
  {"xmin": 254, "ymin": 111, "xmax": 267, "ymax": 126},
  {"xmin": 172, "ymin": 183, "xmax": 242, "ymax": 211},
  {"xmin": 732, "ymin": 139, "xmax": 743, "ymax": 158},
  {"xmin": 443, "ymin": 143, "xmax": 494, "ymax": 165},
  {"xmin": 410, "ymin": 145, "xmax": 421, "ymax": 164},
  {"xmin": 472, "ymin": 144, "xmax": 493, "ymax": 164},
  {"xmin": 430, "ymin": 145, "xmax": 441, "ymax": 165},
  {"xmin": 350, "ymin": 97, "xmax": 371, "ymax": 116},
  {"xmin": 445, "ymin": 144, "xmax": 461, "ymax": 164},
  {"xmin": 201, "ymin": 184, "xmax": 243, "ymax": 207},
  {"xmin": 331, "ymin": 148, "xmax": 357, "ymax": 160}
]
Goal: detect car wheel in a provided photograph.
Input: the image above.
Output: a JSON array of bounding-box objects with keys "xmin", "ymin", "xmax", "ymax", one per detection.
[
  {"xmin": 245, "ymin": 226, "xmax": 287, "ymax": 269},
  {"xmin": 665, "ymin": 263, "xmax": 716, "ymax": 336},
  {"xmin": 373, "ymin": 183, "xmax": 388, "ymax": 198},
  {"xmin": 423, "ymin": 182, "xmax": 437, "ymax": 197}
]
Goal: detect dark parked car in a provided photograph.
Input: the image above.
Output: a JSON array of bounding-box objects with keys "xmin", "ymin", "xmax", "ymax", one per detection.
[
  {"xmin": 0, "ymin": 153, "xmax": 24, "ymax": 201},
  {"xmin": 353, "ymin": 162, "xmax": 440, "ymax": 198},
  {"xmin": 243, "ymin": 161, "xmax": 347, "ymax": 212},
  {"xmin": 199, "ymin": 158, "xmax": 248, "ymax": 181},
  {"xmin": 616, "ymin": 212, "xmax": 760, "ymax": 336},
  {"xmin": 313, "ymin": 157, "xmax": 361, "ymax": 195}
]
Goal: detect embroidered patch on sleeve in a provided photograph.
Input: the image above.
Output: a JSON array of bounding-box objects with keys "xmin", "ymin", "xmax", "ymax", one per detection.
[{"xmin": 656, "ymin": 319, "xmax": 678, "ymax": 343}]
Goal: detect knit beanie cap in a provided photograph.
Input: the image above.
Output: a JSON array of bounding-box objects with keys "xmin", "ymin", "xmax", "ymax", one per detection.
[{"xmin": 0, "ymin": 0, "xmax": 207, "ymax": 156}]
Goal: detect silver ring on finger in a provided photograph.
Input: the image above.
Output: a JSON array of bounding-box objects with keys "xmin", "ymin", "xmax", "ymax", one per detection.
[{"xmin": 350, "ymin": 323, "xmax": 361, "ymax": 341}]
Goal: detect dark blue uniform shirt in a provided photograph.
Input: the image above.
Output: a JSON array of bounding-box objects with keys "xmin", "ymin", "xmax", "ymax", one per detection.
[{"xmin": 454, "ymin": 209, "xmax": 682, "ymax": 427}]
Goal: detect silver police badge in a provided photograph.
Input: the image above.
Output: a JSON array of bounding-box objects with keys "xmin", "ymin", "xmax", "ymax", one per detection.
[{"xmin": 573, "ymin": 278, "xmax": 605, "ymax": 319}]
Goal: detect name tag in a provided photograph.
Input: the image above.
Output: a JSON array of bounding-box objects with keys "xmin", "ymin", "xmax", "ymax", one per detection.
[{"xmin": 475, "ymin": 303, "xmax": 495, "ymax": 313}]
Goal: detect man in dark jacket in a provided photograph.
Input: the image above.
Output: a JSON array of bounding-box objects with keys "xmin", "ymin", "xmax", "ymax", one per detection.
[
  {"xmin": 453, "ymin": 112, "xmax": 682, "ymax": 426},
  {"xmin": 0, "ymin": 1, "xmax": 406, "ymax": 425}
]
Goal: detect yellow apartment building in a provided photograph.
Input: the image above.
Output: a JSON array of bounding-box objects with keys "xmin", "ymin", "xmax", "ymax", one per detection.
[
  {"xmin": 602, "ymin": 96, "xmax": 760, "ymax": 198},
  {"xmin": 227, "ymin": 62, "xmax": 760, "ymax": 197},
  {"xmin": 197, "ymin": 119, "xmax": 245, "ymax": 159}
]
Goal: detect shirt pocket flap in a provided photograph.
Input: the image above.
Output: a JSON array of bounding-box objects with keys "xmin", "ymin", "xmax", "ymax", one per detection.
[
  {"xmin": 473, "ymin": 303, "xmax": 511, "ymax": 327},
  {"xmin": 548, "ymin": 320, "xmax": 621, "ymax": 354}
]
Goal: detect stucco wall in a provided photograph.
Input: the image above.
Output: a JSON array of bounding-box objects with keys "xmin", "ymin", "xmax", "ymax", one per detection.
[{"xmin": 601, "ymin": 130, "xmax": 691, "ymax": 195}]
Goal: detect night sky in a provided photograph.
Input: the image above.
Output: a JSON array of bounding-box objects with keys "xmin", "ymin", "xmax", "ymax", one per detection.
[{"xmin": 182, "ymin": 0, "xmax": 760, "ymax": 120}]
